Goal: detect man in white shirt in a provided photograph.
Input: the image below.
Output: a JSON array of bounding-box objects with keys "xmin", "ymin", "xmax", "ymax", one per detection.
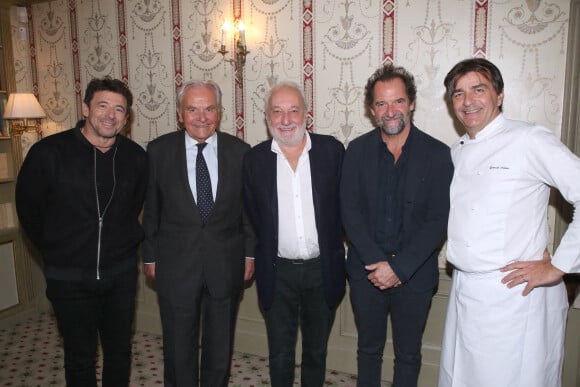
[
  {"xmin": 439, "ymin": 58, "xmax": 580, "ymax": 387},
  {"xmin": 243, "ymin": 81, "xmax": 346, "ymax": 386}
]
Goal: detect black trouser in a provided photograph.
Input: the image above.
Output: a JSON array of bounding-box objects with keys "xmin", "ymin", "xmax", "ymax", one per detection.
[
  {"xmin": 264, "ymin": 257, "xmax": 336, "ymax": 387},
  {"xmin": 349, "ymin": 277, "xmax": 433, "ymax": 387},
  {"xmin": 46, "ymin": 268, "xmax": 137, "ymax": 387}
]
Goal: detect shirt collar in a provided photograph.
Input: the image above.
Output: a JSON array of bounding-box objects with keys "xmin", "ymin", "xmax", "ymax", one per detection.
[
  {"xmin": 270, "ymin": 131, "xmax": 312, "ymax": 156},
  {"xmin": 185, "ymin": 130, "xmax": 218, "ymax": 149},
  {"xmin": 460, "ymin": 114, "xmax": 505, "ymax": 144}
]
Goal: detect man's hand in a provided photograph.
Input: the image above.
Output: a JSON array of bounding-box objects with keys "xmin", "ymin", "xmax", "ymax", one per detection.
[
  {"xmin": 143, "ymin": 263, "xmax": 156, "ymax": 280},
  {"xmin": 244, "ymin": 258, "xmax": 255, "ymax": 281},
  {"xmin": 500, "ymin": 250, "xmax": 564, "ymax": 296},
  {"xmin": 365, "ymin": 261, "xmax": 402, "ymax": 290}
]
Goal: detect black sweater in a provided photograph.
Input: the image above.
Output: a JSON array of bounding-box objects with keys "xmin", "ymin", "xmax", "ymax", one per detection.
[{"xmin": 16, "ymin": 121, "xmax": 148, "ymax": 280}]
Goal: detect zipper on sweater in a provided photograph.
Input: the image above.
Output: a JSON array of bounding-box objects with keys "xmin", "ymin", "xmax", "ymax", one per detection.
[
  {"xmin": 93, "ymin": 145, "xmax": 118, "ymax": 280},
  {"xmin": 97, "ymin": 216, "xmax": 103, "ymax": 279}
]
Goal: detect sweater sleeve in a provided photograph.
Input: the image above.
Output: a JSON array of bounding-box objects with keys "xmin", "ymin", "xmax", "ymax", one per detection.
[{"xmin": 15, "ymin": 142, "xmax": 53, "ymax": 250}]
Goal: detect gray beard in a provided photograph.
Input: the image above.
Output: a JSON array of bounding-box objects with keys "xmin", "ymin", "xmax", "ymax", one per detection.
[
  {"xmin": 268, "ymin": 123, "xmax": 307, "ymax": 147},
  {"xmin": 379, "ymin": 116, "xmax": 406, "ymax": 136}
]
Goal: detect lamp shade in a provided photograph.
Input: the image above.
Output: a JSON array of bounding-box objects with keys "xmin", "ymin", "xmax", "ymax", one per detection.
[{"xmin": 3, "ymin": 93, "xmax": 46, "ymax": 119}]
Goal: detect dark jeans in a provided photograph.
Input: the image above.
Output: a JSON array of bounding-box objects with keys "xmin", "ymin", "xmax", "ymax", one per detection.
[
  {"xmin": 264, "ymin": 257, "xmax": 336, "ymax": 387},
  {"xmin": 349, "ymin": 277, "xmax": 433, "ymax": 387},
  {"xmin": 46, "ymin": 268, "xmax": 137, "ymax": 387}
]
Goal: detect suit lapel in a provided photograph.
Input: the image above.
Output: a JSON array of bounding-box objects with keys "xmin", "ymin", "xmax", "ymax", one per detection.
[
  {"xmin": 366, "ymin": 129, "xmax": 383, "ymax": 228},
  {"xmin": 215, "ymin": 132, "xmax": 227, "ymax": 206},
  {"xmin": 308, "ymin": 135, "xmax": 323, "ymax": 225},
  {"xmin": 264, "ymin": 142, "xmax": 279, "ymax": 237},
  {"xmin": 177, "ymin": 130, "xmax": 197, "ymax": 206},
  {"xmin": 403, "ymin": 127, "xmax": 427, "ymax": 203}
]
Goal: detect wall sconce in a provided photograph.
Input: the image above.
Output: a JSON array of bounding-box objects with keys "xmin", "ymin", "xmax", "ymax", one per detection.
[
  {"xmin": 218, "ymin": 19, "xmax": 249, "ymax": 79},
  {"xmin": 2, "ymin": 93, "xmax": 46, "ymax": 136}
]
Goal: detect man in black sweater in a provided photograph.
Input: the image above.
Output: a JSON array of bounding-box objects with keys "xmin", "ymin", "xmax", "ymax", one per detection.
[{"xmin": 16, "ymin": 78, "xmax": 148, "ymax": 387}]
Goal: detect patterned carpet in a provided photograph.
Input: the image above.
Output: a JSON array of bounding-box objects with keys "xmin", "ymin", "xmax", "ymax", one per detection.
[{"xmin": 0, "ymin": 312, "xmax": 365, "ymax": 386}]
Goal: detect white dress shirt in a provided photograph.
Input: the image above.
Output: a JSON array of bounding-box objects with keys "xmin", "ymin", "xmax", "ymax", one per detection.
[
  {"xmin": 447, "ymin": 114, "xmax": 580, "ymax": 274},
  {"xmin": 185, "ymin": 131, "xmax": 218, "ymax": 202},
  {"xmin": 272, "ymin": 133, "xmax": 320, "ymax": 260}
]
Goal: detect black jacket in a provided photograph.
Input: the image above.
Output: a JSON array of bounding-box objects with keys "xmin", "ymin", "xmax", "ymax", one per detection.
[
  {"xmin": 16, "ymin": 121, "xmax": 148, "ymax": 280},
  {"xmin": 340, "ymin": 126, "xmax": 453, "ymax": 291},
  {"xmin": 243, "ymin": 133, "xmax": 346, "ymax": 310}
]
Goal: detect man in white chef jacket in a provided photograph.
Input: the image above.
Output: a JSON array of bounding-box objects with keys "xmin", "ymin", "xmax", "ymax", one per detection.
[{"xmin": 438, "ymin": 58, "xmax": 580, "ymax": 387}]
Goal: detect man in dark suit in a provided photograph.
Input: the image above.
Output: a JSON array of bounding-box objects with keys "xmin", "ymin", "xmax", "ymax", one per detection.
[
  {"xmin": 340, "ymin": 64, "xmax": 453, "ymax": 387},
  {"xmin": 243, "ymin": 81, "xmax": 346, "ymax": 387},
  {"xmin": 142, "ymin": 80, "xmax": 255, "ymax": 387}
]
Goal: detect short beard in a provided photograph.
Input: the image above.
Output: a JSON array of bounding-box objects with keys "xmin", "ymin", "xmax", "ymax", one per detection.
[
  {"xmin": 378, "ymin": 113, "xmax": 407, "ymax": 136},
  {"xmin": 268, "ymin": 121, "xmax": 307, "ymax": 147}
]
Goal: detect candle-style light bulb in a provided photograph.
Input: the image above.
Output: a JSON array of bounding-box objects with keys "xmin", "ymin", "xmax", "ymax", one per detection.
[
  {"xmin": 238, "ymin": 20, "xmax": 246, "ymax": 47},
  {"xmin": 221, "ymin": 21, "xmax": 230, "ymax": 47}
]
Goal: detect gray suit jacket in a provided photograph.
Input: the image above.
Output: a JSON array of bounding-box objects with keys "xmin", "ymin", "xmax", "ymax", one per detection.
[{"xmin": 142, "ymin": 130, "xmax": 255, "ymax": 302}]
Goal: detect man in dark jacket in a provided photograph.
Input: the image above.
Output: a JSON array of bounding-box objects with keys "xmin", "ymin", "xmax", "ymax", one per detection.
[
  {"xmin": 341, "ymin": 64, "xmax": 453, "ymax": 387},
  {"xmin": 243, "ymin": 81, "xmax": 345, "ymax": 386},
  {"xmin": 142, "ymin": 80, "xmax": 255, "ymax": 387},
  {"xmin": 16, "ymin": 77, "xmax": 148, "ymax": 387}
]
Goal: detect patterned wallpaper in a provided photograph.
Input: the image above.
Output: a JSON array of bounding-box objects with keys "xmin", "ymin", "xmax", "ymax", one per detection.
[{"xmin": 9, "ymin": 0, "xmax": 571, "ymax": 150}]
